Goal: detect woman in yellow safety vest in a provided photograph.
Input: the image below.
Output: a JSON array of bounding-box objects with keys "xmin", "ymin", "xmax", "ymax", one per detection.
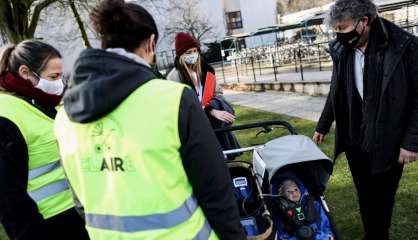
[
  {"xmin": 53, "ymin": 0, "xmax": 245, "ymax": 239},
  {"xmin": 0, "ymin": 40, "xmax": 89, "ymax": 240}
]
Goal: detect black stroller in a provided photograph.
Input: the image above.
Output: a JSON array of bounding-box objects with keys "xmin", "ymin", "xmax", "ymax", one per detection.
[{"xmin": 215, "ymin": 120, "xmax": 340, "ymax": 240}]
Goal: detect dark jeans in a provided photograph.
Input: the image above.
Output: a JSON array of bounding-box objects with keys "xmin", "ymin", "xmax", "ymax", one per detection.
[
  {"xmin": 345, "ymin": 146, "xmax": 403, "ymax": 240},
  {"xmin": 44, "ymin": 207, "xmax": 90, "ymax": 240},
  {"xmin": 3, "ymin": 207, "xmax": 89, "ymax": 240}
]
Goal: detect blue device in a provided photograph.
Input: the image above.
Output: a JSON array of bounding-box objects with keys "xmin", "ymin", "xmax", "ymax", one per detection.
[
  {"xmin": 233, "ymin": 177, "xmax": 251, "ymax": 200},
  {"xmin": 240, "ymin": 217, "xmax": 259, "ymax": 236}
]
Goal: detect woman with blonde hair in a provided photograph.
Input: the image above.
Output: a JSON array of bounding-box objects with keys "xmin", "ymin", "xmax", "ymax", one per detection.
[
  {"xmin": 167, "ymin": 32, "xmax": 235, "ymax": 123},
  {"xmin": 167, "ymin": 32, "xmax": 240, "ymax": 155}
]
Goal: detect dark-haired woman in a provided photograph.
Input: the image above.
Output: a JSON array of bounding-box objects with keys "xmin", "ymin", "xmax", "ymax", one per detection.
[
  {"xmin": 53, "ymin": 0, "xmax": 245, "ymax": 239},
  {"xmin": 0, "ymin": 40, "xmax": 89, "ymax": 240},
  {"xmin": 167, "ymin": 32, "xmax": 240, "ymax": 156}
]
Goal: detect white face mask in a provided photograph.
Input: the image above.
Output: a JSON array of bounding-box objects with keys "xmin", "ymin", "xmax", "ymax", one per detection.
[
  {"xmin": 183, "ymin": 52, "xmax": 199, "ymax": 65},
  {"xmin": 36, "ymin": 78, "xmax": 64, "ymax": 96}
]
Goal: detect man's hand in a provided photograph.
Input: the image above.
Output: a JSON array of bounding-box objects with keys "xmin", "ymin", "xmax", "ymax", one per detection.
[
  {"xmin": 313, "ymin": 131, "xmax": 326, "ymax": 144},
  {"xmin": 399, "ymin": 148, "xmax": 418, "ymax": 164}
]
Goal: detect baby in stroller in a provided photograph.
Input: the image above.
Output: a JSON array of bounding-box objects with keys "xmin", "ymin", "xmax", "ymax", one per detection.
[{"xmin": 273, "ymin": 177, "xmax": 334, "ymax": 240}]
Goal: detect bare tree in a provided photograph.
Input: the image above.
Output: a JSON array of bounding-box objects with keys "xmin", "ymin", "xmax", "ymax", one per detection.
[
  {"xmin": 277, "ymin": 0, "xmax": 289, "ymax": 15},
  {"xmin": 53, "ymin": 0, "xmax": 94, "ymax": 48},
  {"xmin": 68, "ymin": 0, "xmax": 92, "ymax": 48},
  {"xmin": 160, "ymin": 0, "xmax": 215, "ymax": 43},
  {"xmin": 0, "ymin": 29, "xmax": 7, "ymax": 45},
  {"xmin": 285, "ymin": 0, "xmax": 332, "ymax": 13},
  {"xmin": 0, "ymin": 0, "xmax": 95, "ymax": 46},
  {"xmin": 0, "ymin": 0, "xmax": 60, "ymax": 43}
]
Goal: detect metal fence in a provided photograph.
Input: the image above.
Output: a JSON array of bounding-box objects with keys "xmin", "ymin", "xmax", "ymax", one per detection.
[
  {"xmin": 210, "ymin": 41, "xmax": 333, "ymax": 84},
  {"xmin": 208, "ymin": 23, "xmax": 418, "ymax": 84},
  {"xmin": 156, "ymin": 41, "xmax": 334, "ymax": 80},
  {"xmin": 157, "ymin": 22, "xmax": 418, "ymax": 82}
]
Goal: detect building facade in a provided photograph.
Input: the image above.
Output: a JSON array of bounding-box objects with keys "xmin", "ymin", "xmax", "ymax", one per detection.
[{"xmin": 216, "ymin": 0, "xmax": 278, "ymax": 36}]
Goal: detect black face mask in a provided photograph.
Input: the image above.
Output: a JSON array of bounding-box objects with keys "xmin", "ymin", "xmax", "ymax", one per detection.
[{"xmin": 336, "ymin": 20, "xmax": 365, "ymax": 48}]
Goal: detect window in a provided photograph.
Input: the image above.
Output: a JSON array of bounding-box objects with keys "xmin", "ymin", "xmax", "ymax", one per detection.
[{"xmin": 226, "ymin": 11, "xmax": 243, "ymax": 30}]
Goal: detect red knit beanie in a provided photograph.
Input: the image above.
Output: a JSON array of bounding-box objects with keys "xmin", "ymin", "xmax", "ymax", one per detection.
[{"xmin": 175, "ymin": 32, "xmax": 200, "ymax": 57}]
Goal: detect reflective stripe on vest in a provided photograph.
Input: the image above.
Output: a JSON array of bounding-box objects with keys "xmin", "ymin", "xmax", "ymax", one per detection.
[
  {"xmin": 194, "ymin": 220, "xmax": 212, "ymax": 240},
  {"xmin": 0, "ymin": 94, "xmax": 74, "ymax": 219},
  {"xmin": 86, "ymin": 195, "xmax": 199, "ymax": 232},
  {"xmin": 55, "ymin": 80, "xmax": 218, "ymax": 239},
  {"xmin": 86, "ymin": 196, "xmax": 212, "ymax": 239},
  {"xmin": 28, "ymin": 161, "xmax": 61, "ymax": 180},
  {"xmin": 28, "ymin": 179, "xmax": 70, "ymax": 202}
]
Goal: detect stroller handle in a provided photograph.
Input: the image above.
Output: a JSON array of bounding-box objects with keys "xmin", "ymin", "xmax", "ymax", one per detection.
[
  {"xmin": 223, "ymin": 145, "xmax": 264, "ymax": 156},
  {"xmin": 214, "ymin": 120, "xmax": 297, "ymax": 135}
]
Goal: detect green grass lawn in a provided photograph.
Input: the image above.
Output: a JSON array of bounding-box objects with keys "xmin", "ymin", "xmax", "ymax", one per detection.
[
  {"xmin": 0, "ymin": 225, "xmax": 5, "ymax": 240},
  {"xmin": 1, "ymin": 105, "xmax": 417, "ymax": 240},
  {"xmin": 232, "ymin": 105, "xmax": 418, "ymax": 240}
]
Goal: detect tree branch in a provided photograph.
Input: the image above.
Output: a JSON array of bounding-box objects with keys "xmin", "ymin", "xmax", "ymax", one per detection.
[
  {"xmin": 161, "ymin": 0, "xmax": 215, "ymax": 43},
  {"xmin": 68, "ymin": 0, "xmax": 91, "ymax": 48},
  {"xmin": 0, "ymin": 0, "xmax": 12, "ymax": 38},
  {"xmin": 29, "ymin": 0, "xmax": 59, "ymax": 36},
  {"xmin": 0, "ymin": 0, "xmax": 27, "ymax": 42}
]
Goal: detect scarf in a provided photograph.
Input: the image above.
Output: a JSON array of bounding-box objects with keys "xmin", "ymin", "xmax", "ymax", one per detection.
[
  {"xmin": 0, "ymin": 71, "xmax": 62, "ymax": 109},
  {"xmin": 359, "ymin": 19, "xmax": 386, "ymax": 152},
  {"xmin": 343, "ymin": 18, "xmax": 386, "ymax": 152}
]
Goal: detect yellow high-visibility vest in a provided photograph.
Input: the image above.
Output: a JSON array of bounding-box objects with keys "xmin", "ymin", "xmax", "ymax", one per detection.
[
  {"xmin": 0, "ymin": 94, "xmax": 74, "ymax": 219},
  {"xmin": 55, "ymin": 80, "xmax": 218, "ymax": 239}
]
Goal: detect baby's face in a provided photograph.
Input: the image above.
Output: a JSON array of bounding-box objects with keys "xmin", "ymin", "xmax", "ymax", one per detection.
[{"xmin": 284, "ymin": 183, "xmax": 301, "ymax": 203}]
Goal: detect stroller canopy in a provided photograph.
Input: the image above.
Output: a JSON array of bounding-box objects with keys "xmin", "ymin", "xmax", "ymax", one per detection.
[{"xmin": 256, "ymin": 135, "xmax": 333, "ymax": 195}]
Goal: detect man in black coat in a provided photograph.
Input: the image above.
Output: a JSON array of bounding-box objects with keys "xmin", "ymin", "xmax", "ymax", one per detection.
[{"xmin": 312, "ymin": 0, "xmax": 418, "ymax": 239}]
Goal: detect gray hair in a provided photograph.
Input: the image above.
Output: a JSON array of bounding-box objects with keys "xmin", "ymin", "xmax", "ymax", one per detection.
[{"xmin": 326, "ymin": 0, "xmax": 378, "ymax": 28}]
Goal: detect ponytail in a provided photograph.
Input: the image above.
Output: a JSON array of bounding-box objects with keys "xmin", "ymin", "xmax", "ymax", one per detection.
[
  {"xmin": 0, "ymin": 40, "xmax": 61, "ymax": 76},
  {"xmin": 0, "ymin": 44, "xmax": 16, "ymax": 75}
]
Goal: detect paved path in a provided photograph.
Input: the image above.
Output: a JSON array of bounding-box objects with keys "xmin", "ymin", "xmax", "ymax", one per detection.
[
  {"xmin": 224, "ymin": 90, "xmax": 327, "ymax": 122},
  {"xmin": 220, "ymin": 70, "xmax": 332, "ymax": 84}
]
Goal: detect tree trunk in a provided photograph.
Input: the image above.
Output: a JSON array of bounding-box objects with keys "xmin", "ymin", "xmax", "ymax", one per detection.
[
  {"xmin": 69, "ymin": 0, "xmax": 91, "ymax": 48},
  {"xmin": 0, "ymin": 0, "xmax": 59, "ymax": 44},
  {"xmin": 0, "ymin": 30, "xmax": 7, "ymax": 45},
  {"xmin": 0, "ymin": 0, "xmax": 28, "ymax": 43}
]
